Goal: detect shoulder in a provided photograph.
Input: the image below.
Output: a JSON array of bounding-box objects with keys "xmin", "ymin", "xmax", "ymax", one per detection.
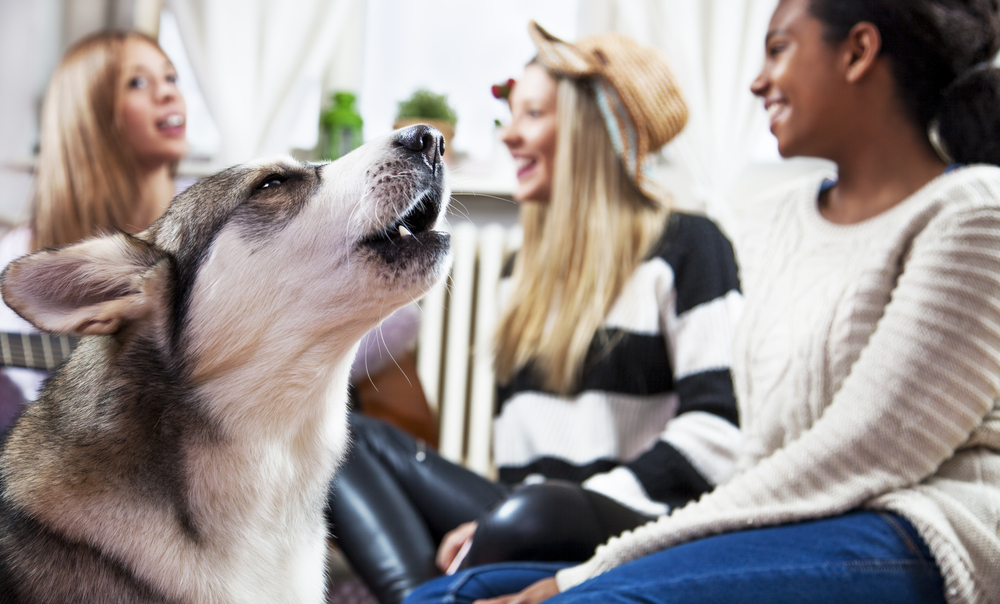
[
  {"xmin": 650, "ymin": 212, "xmax": 741, "ymax": 314},
  {"xmin": 650, "ymin": 212, "xmax": 736, "ymax": 270},
  {"xmin": 928, "ymin": 164, "xmax": 1000, "ymax": 209},
  {"xmin": 736, "ymin": 172, "xmax": 829, "ymax": 238},
  {"xmin": 651, "ymin": 212, "xmax": 729, "ymax": 255},
  {"xmin": 899, "ymin": 165, "xmax": 1000, "ymax": 246},
  {"xmin": 729, "ymin": 171, "xmax": 830, "ymax": 277}
]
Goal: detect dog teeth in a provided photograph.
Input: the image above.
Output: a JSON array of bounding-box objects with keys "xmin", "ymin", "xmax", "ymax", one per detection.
[{"xmin": 398, "ymin": 225, "xmax": 412, "ymax": 238}]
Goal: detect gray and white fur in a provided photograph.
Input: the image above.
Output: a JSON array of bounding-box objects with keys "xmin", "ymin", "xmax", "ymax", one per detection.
[{"xmin": 0, "ymin": 125, "xmax": 451, "ymax": 604}]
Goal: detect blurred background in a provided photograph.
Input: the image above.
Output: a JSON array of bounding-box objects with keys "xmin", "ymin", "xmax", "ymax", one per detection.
[{"xmin": 0, "ymin": 0, "xmax": 831, "ymax": 234}]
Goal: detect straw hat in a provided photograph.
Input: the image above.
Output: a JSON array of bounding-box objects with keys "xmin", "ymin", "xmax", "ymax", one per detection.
[{"xmin": 527, "ymin": 21, "xmax": 688, "ymax": 201}]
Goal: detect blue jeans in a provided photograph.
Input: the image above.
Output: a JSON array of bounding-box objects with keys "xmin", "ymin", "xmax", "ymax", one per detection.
[{"xmin": 404, "ymin": 511, "xmax": 947, "ymax": 604}]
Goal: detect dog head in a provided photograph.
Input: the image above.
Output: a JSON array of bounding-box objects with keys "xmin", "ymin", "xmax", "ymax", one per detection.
[{"xmin": 0, "ymin": 125, "xmax": 451, "ymax": 387}]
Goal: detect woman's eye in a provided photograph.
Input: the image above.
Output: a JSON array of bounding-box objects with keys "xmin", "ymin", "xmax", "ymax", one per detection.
[
  {"xmin": 128, "ymin": 76, "xmax": 148, "ymax": 89},
  {"xmin": 166, "ymin": 73, "xmax": 178, "ymax": 85},
  {"xmin": 257, "ymin": 175, "xmax": 286, "ymax": 190}
]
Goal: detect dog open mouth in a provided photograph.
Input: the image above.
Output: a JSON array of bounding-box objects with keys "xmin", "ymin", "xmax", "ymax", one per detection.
[{"xmin": 361, "ymin": 187, "xmax": 449, "ymax": 264}]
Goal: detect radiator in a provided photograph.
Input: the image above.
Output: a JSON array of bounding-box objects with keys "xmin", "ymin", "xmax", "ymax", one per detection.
[{"xmin": 417, "ymin": 222, "xmax": 521, "ymax": 477}]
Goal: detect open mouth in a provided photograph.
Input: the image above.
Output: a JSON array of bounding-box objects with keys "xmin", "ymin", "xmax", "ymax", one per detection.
[
  {"xmin": 514, "ymin": 156, "xmax": 536, "ymax": 178},
  {"xmin": 764, "ymin": 100, "xmax": 787, "ymax": 127},
  {"xmin": 157, "ymin": 114, "xmax": 186, "ymax": 133},
  {"xmin": 361, "ymin": 187, "xmax": 448, "ymax": 259}
]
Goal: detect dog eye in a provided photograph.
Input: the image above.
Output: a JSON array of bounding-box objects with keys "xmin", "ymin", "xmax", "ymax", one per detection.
[{"xmin": 257, "ymin": 174, "xmax": 286, "ymax": 190}]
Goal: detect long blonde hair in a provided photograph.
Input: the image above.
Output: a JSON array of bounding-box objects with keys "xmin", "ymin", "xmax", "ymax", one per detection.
[
  {"xmin": 495, "ymin": 75, "xmax": 670, "ymax": 394},
  {"xmin": 31, "ymin": 31, "xmax": 164, "ymax": 252}
]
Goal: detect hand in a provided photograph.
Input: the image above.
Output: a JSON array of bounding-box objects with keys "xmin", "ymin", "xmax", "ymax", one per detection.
[
  {"xmin": 473, "ymin": 578, "xmax": 560, "ymax": 604},
  {"xmin": 436, "ymin": 520, "xmax": 478, "ymax": 572}
]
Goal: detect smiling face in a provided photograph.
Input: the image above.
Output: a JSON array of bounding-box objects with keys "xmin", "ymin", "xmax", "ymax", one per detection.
[
  {"xmin": 502, "ymin": 63, "xmax": 559, "ymax": 203},
  {"xmin": 750, "ymin": 0, "xmax": 851, "ymax": 158},
  {"xmin": 118, "ymin": 39, "xmax": 188, "ymax": 168}
]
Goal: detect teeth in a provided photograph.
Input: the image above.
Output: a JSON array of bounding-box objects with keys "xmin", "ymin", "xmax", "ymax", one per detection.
[
  {"xmin": 515, "ymin": 157, "xmax": 534, "ymax": 170},
  {"xmin": 766, "ymin": 103, "xmax": 783, "ymax": 120},
  {"xmin": 163, "ymin": 114, "xmax": 185, "ymax": 127},
  {"xmin": 398, "ymin": 225, "xmax": 412, "ymax": 238}
]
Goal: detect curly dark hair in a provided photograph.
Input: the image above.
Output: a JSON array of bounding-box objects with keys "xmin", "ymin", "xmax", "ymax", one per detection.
[{"xmin": 807, "ymin": 0, "xmax": 1000, "ymax": 164}]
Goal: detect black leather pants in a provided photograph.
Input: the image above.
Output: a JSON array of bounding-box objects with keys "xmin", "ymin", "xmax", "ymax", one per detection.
[
  {"xmin": 327, "ymin": 414, "xmax": 509, "ymax": 604},
  {"xmin": 326, "ymin": 414, "xmax": 653, "ymax": 604},
  {"xmin": 462, "ymin": 480, "xmax": 652, "ymax": 568}
]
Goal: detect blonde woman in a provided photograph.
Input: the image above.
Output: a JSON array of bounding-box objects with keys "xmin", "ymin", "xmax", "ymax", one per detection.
[
  {"xmin": 0, "ymin": 30, "xmax": 186, "ymax": 415},
  {"xmin": 326, "ymin": 23, "xmax": 742, "ymax": 604}
]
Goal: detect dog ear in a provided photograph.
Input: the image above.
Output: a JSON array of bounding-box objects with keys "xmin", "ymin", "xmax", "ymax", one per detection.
[{"xmin": 0, "ymin": 233, "xmax": 172, "ymax": 336}]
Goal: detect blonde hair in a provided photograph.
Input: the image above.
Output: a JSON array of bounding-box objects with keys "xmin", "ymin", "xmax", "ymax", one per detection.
[
  {"xmin": 31, "ymin": 31, "xmax": 166, "ymax": 252},
  {"xmin": 495, "ymin": 75, "xmax": 670, "ymax": 394}
]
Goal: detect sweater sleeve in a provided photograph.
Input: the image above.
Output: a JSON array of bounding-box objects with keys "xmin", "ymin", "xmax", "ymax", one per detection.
[
  {"xmin": 558, "ymin": 200, "xmax": 1000, "ymax": 590},
  {"xmin": 582, "ymin": 215, "xmax": 743, "ymax": 512}
]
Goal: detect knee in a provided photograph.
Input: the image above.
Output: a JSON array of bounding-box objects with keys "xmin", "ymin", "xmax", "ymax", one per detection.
[
  {"xmin": 465, "ymin": 482, "xmax": 604, "ymax": 566},
  {"xmin": 482, "ymin": 482, "xmax": 590, "ymax": 534},
  {"xmin": 400, "ymin": 573, "xmax": 454, "ymax": 604}
]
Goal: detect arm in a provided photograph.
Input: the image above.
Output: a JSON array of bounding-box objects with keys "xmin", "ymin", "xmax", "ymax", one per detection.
[
  {"xmin": 582, "ymin": 215, "xmax": 743, "ymax": 513},
  {"xmin": 436, "ymin": 520, "xmax": 477, "ymax": 573},
  {"xmin": 559, "ymin": 202, "xmax": 1000, "ymax": 590}
]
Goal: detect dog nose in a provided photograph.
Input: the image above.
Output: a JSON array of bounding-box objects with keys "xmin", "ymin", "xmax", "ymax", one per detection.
[{"xmin": 394, "ymin": 124, "xmax": 445, "ymax": 164}]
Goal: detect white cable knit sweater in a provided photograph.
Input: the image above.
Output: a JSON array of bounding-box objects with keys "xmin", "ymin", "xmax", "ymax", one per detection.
[{"xmin": 555, "ymin": 166, "xmax": 1000, "ymax": 604}]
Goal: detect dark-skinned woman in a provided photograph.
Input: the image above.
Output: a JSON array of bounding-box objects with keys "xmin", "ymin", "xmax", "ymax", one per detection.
[{"xmin": 406, "ymin": 1, "xmax": 1000, "ymax": 602}]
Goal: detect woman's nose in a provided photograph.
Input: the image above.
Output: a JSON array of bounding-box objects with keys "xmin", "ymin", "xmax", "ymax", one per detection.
[
  {"xmin": 500, "ymin": 122, "xmax": 518, "ymax": 148},
  {"xmin": 750, "ymin": 70, "xmax": 768, "ymax": 97},
  {"xmin": 156, "ymin": 81, "xmax": 178, "ymax": 103}
]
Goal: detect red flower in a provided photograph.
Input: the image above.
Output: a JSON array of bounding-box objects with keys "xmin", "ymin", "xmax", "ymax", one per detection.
[{"xmin": 491, "ymin": 78, "xmax": 516, "ymax": 100}]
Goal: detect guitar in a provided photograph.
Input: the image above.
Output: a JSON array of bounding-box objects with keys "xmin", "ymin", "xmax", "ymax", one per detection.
[{"xmin": 0, "ymin": 332, "xmax": 78, "ymax": 371}]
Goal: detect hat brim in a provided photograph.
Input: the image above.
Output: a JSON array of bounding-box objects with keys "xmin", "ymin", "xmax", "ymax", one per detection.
[{"xmin": 528, "ymin": 21, "xmax": 598, "ymax": 77}]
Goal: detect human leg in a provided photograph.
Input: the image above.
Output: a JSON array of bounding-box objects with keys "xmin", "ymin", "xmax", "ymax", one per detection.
[
  {"xmin": 462, "ymin": 481, "xmax": 652, "ymax": 568},
  {"xmin": 553, "ymin": 511, "xmax": 946, "ymax": 604},
  {"xmin": 346, "ymin": 413, "xmax": 510, "ymax": 538},
  {"xmin": 404, "ymin": 562, "xmax": 570, "ymax": 604},
  {"xmin": 406, "ymin": 511, "xmax": 947, "ymax": 604},
  {"xmin": 327, "ymin": 413, "xmax": 509, "ymax": 604}
]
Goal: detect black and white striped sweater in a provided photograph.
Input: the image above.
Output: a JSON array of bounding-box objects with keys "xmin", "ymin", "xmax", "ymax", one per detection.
[{"xmin": 493, "ymin": 212, "xmax": 743, "ymax": 515}]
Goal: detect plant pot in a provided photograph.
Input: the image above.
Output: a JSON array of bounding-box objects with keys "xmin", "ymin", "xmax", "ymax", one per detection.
[{"xmin": 393, "ymin": 118, "xmax": 456, "ymax": 163}]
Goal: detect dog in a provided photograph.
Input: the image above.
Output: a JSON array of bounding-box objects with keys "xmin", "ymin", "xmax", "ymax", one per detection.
[{"xmin": 0, "ymin": 124, "xmax": 451, "ymax": 604}]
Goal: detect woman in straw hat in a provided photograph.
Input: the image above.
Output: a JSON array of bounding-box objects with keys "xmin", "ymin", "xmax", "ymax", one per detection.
[
  {"xmin": 407, "ymin": 1, "xmax": 1000, "ymax": 603},
  {"xmin": 0, "ymin": 30, "xmax": 187, "ymax": 430},
  {"xmin": 326, "ymin": 22, "xmax": 743, "ymax": 604}
]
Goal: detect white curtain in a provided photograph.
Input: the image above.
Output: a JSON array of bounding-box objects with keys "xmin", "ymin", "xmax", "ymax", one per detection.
[
  {"xmin": 579, "ymin": 0, "xmax": 778, "ymax": 232},
  {"xmin": 165, "ymin": 0, "xmax": 365, "ymax": 165}
]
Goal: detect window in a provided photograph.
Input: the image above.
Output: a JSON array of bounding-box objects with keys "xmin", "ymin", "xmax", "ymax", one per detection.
[{"xmin": 359, "ymin": 0, "xmax": 578, "ymax": 163}]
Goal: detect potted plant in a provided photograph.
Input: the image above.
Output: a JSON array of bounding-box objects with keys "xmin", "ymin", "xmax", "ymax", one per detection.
[
  {"xmin": 394, "ymin": 88, "xmax": 457, "ymax": 161},
  {"xmin": 320, "ymin": 91, "xmax": 364, "ymax": 160}
]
